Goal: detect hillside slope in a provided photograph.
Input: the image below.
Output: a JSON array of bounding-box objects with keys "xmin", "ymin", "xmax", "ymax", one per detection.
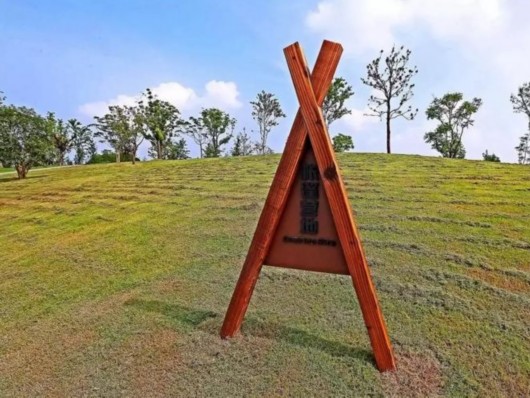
[{"xmin": 0, "ymin": 154, "xmax": 529, "ymax": 397}]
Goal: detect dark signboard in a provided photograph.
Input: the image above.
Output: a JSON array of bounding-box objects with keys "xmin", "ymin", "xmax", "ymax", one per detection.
[{"xmin": 265, "ymin": 143, "xmax": 349, "ymax": 275}]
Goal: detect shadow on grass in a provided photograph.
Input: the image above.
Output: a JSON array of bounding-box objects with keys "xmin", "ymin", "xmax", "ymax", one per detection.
[
  {"xmin": 0, "ymin": 174, "xmax": 49, "ymax": 183},
  {"xmin": 126, "ymin": 298, "xmax": 374, "ymax": 366},
  {"xmin": 126, "ymin": 298, "xmax": 218, "ymax": 327}
]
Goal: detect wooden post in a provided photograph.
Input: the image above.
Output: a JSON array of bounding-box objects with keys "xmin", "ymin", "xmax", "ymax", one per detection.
[
  {"xmin": 284, "ymin": 42, "xmax": 395, "ymax": 371},
  {"xmin": 221, "ymin": 40, "xmax": 396, "ymax": 372},
  {"xmin": 220, "ymin": 40, "xmax": 343, "ymax": 339}
]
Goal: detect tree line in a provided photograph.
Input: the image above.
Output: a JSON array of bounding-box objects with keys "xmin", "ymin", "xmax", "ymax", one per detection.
[
  {"xmin": 1, "ymin": 45, "xmax": 530, "ymax": 179},
  {"xmin": 0, "ymin": 82, "xmax": 355, "ymax": 179}
]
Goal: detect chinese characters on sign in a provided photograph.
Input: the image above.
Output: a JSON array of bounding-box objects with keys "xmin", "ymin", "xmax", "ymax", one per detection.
[
  {"xmin": 300, "ymin": 163, "xmax": 320, "ymax": 234},
  {"xmin": 278, "ymin": 150, "xmax": 337, "ymax": 248}
]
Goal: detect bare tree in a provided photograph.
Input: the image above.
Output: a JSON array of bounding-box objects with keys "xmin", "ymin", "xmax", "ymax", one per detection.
[{"xmin": 361, "ymin": 45, "xmax": 418, "ymax": 154}]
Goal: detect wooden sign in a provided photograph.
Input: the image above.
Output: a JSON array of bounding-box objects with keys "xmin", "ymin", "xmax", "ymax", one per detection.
[
  {"xmin": 265, "ymin": 141, "xmax": 349, "ymax": 275},
  {"xmin": 220, "ymin": 40, "xmax": 396, "ymax": 372}
]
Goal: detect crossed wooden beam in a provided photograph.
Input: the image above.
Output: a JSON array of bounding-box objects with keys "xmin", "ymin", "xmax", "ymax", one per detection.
[{"xmin": 220, "ymin": 40, "xmax": 396, "ymax": 372}]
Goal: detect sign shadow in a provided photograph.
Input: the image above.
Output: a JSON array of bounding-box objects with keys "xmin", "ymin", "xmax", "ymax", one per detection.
[{"xmin": 126, "ymin": 298, "xmax": 375, "ymax": 366}]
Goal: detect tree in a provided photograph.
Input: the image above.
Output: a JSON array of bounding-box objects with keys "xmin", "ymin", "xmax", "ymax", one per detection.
[
  {"xmin": 185, "ymin": 117, "xmax": 208, "ymax": 158},
  {"xmin": 361, "ymin": 46, "xmax": 418, "ymax": 154},
  {"xmin": 67, "ymin": 119, "xmax": 95, "ymax": 165},
  {"xmin": 231, "ymin": 128, "xmax": 254, "ymax": 156},
  {"xmin": 139, "ymin": 88, "xmax": 182, "ymax": 159},
  {"xmin": 424, "ymin": 93, "xmax": 482, "ymax": 159},
  {"xmin": 510, "ymin": 82, "xmax": 530, "ymax": 164},
  {"xmin": 88, "ymin": 149, "xmax": 120, "ymax": 164},
  {"xmin": 332, "ymin": 133, "xmax": 354, "ymax": 152},
  {"xmin": 46, "ymin": 113, "xmax": 72, "ymax": 166},
  {"xmin": 195, "ymin": 108, "xmax": 235, "ymax": 158},
  {"xmin": 94, "ymin": 105, "xmax": 143, "ymax": 164},
  {"xmin": 147, "ymin": 137, "xmax": 189, "ymax": 160},
  {"xmin": 123, "ymin": 105, "xmax": 144, "ymax": 164},
  {"xmin": 322, "ymin": 77, "xmax": 354, "ymax": 127},
  {"xmin": 250, "ymin": 91, "xmax": 285, "ymax": 155},
  {"xmin": 510, "ymin": 82, "xmax": 530, "ymax": 130},
  {"xmin": 166, "ymin": 138, "xmax": 189, "ymax": 160},
  {"xmin": 0, "ymin": 104, "xmax": 52, "ymax": 179},
  {"xmin": 515, "ymin": 132, "xmax": 530, "ymax": 165},
  {"xmin": 482, "ymin": 150, "xmax": 500, "ymax": 162}
]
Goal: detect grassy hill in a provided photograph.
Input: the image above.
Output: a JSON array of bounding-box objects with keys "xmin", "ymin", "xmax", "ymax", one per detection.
[{"xmin": 0, "ymin": 154, "xmax": 528, "ymax": 397}]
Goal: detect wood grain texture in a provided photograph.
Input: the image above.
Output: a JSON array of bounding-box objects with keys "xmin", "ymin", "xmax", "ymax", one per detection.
[
  {"xmin": 220, "ymin": 41, "xmax": 343, "ymax": 338},
  {"xmin": 284, "ymin": 42, "xmax": 396, "ymax": 372}
]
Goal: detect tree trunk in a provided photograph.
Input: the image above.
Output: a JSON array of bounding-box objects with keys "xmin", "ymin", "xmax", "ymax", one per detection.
[
  {"xmin": 131, "ymin": 147, "xmax": 136, "ymax": 165},
  {"xmin": 116, "ymin": 152, "xmax": 121, "ymax": 163},
  {"xmin": 15, "ymin": 164, "xmax": 27, "ymax": 179},
  {"xmin": 260, "ymin": 132, "xmax": 266, "ymax": 155},
  {"xmin": 386, "ymin": 111, "xmax": 391, "ymax": 154},
  {"xmin": 157, "ymin": 141, "xmax": 163, "ymax": 159},
  {"xmin": 59, "ymin": 152, "xmax": 65, "ymax": 166}
]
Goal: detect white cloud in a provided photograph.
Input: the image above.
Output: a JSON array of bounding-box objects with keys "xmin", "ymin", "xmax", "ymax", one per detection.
[
  {"xmin": 306, "ymin": 0, "xmax": 505, "ymax": 56},
  {"xmin": 202, "ymin": 81, "xmax": 242, "ymax": 109},
  {"xmin": 78, "ymin": 94, "xmax": 138, "ymax": 118},
  {"xmin": 341, "ymin": 107, "xmax": 378, "ymax": 131},
  {"xmin": 78, "ymin": 80, "xmax": 242, "ymax": 117}
]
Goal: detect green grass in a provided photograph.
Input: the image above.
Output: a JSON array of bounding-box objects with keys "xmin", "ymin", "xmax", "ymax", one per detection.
[
  {"xmin": 0, "ymin": 154, "xmax": 529, "ymax": 397},
  {"xmin": 0, "ymin": 167, "xmax": 13, "ymax": 173}
]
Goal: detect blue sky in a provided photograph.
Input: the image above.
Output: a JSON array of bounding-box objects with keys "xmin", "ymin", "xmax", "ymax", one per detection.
[{"xmin": 1, "ymin": 0, "xmax": 529, "ymax": 162}]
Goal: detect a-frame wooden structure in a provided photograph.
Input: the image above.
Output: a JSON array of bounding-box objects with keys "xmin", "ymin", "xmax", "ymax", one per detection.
[{"xmin": 220, "ymin": 40, "xmax": 396, "ymax": 372}]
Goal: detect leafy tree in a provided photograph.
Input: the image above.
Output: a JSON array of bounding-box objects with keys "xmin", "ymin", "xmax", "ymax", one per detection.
[
  {"xmin": 88, "ymin": 149, "xmax": 120, "ymax": 164},
  {"xmin": 94, "ymin": 105, "xmax": 143, "ymax": 163},
  {"xmin": 147, "ymin": 137, "xmax": 189, "ymax": 160},
  {"xmin": 424, "ymin": 93, "xmax": 482, "ymax": 159},
  {"xmin": 185, "ymin": 117, "xmax": 208, "ymax": 158},
  {"xmin": 194, "ymin": 108, "xmax": 235, "ymax": 158},
  {"xmin": 515, "ymin": 132, "xmax": 530, "ymax": 165},
  {"xmin": 123, "ymin": 106, "xmax": 144, "ymax": 164},
  {"xmin": 322, "ymin": 77, "xmax": 354, "ymax": 127},
  {"xmin": 482, "ymin": 150, "xmax": 500, "ymax": 162},
  {"xmin": 510, "ymin": 82, "xmax": 530, "ymax": 130},
  {"xmin": 250, "ymin": 91, "xmax": 285, "ymax": 155},
  {"xmin": 67, "ymin": 119, "xmax": 95, "ymax": 165},
  {"xmin": 45, "ymin": 115, "xmax": 94, "ymax": 166},
  {"xmin": 332, "ymin": 133, "xmax": 354, "ymax": 152},
  {"xmin": 88, "ymin": 149, "xmax": 138, "ymax": 164},
  {"xmin": 253, "ymin": 143, "xmax": 274, "ymax": 155},
  {"xmin": 139, "ymin": 88, "xmax": 182, "ymax": 159},
  {"xmin": 166, "ymin": 138, "xmax": 189, "ymax": 160},
  {"xmin": 94, "ymin": 106, "xmax": 129, "ymax": 162},
  {"xmin": 0, "ymin": 104, "xmax": 52, "ymax": 179},
  {"xmin": 510, "ymin": 82, "xmax": 530, "ymax": 164},
  {"xmin": 361, "ymin": 45, "xmax": 418, "ymax": 154},
  {"xmin": 46, "ymin": 113, "xmax": 72, "ymax": 165},
  {"xmin": 231, "ymin": 128, "xmax": 254, "ymax": 156}
]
